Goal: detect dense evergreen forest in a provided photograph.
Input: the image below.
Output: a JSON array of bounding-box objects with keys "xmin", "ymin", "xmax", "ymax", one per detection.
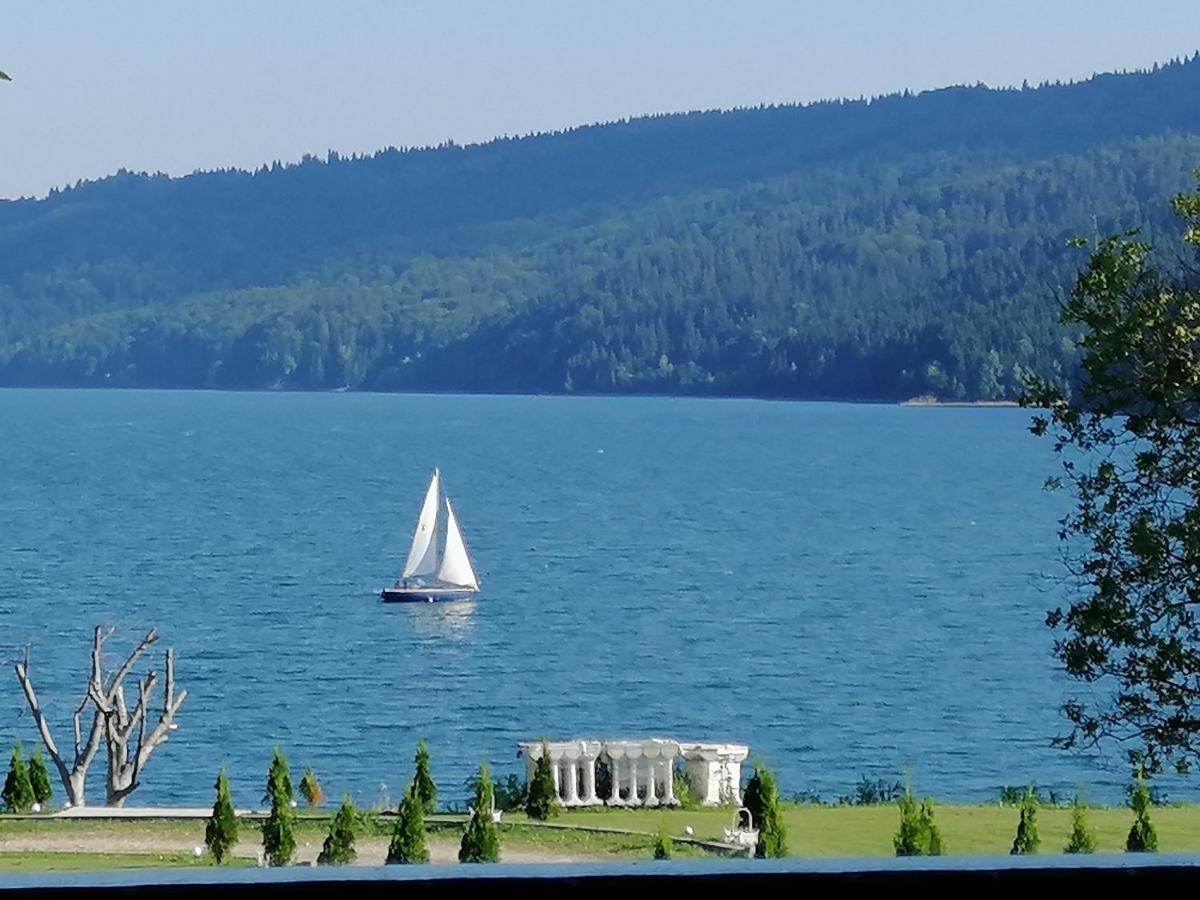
[{"xmin": 2, "ymin": 55, "xmax": 1200, "ymax": 400}]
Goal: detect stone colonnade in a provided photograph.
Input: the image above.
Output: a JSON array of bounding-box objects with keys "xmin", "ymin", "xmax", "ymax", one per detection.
[{"xmin": 517, "ymin": 738, "xmax": 749, "ymax": 808}]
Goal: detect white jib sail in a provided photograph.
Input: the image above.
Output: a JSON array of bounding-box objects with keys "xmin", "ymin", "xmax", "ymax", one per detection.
[
  {"xmin": 437, "ymin": 498, "xmax": 479, "ymax": 589},
  {"xmin": 402, "ymin": 470, "xmax": 440, "ymax": 578}
]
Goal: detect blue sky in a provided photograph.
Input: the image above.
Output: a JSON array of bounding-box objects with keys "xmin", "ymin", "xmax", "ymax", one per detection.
[{"xmin": 1, "ymin": 0, "xmax": 1197, "ymax": 198}]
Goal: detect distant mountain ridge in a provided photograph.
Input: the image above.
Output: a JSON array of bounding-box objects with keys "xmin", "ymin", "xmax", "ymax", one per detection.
[{"xmin": 1, "ymin": 54, "xmax": 1199, "ymax": 399}]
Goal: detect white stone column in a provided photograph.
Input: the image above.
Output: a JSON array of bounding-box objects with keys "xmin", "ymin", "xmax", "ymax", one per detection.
[
  {"xmin": 661, "ymin": 759, "xmax": 676, "ymax": 805},
  {"xmin": 551, "ymin": 756, "xmax": 561, "ymax": 799},
  {"xmin": 582, "ymin": 756, "xmax": 597, "ymax": 804},
  {"xmin": 627, "ymin": 754, "xmax": 641, "ymax": 805},
  {"xmin": 607, "ymin": 757, "xmax": 621, "ymax": 805},
  {"xmin": 644, "ymin": 758, "xmax": 658, "ymax": 806},
  {"xmin": 564, "ymin": 758, "xmax": 580, "ymax": 805}
]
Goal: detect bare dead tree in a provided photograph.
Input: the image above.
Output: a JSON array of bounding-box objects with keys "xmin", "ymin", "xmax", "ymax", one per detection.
[{"xmin": 13, "ymin": 626, "xmax": 186, "ymax": 807}]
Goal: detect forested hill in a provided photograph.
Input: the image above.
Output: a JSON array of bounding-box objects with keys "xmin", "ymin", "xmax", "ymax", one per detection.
[{"xmin": 2, "ymin": 55, "xmax": 1200, "ymax": 400}]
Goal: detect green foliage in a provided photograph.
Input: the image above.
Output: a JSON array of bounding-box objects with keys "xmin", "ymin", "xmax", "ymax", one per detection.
[
  {"xmin": 458, "ymin": 763, "xmax": 500, "ymax": 863},
  {"xmin": 260, "ymin": 748, "xmax": 296, "ymax": 867},
  {"xmin": 653, "ymin": 825, "xmax": 673, "ymax": 860},
  {"xmin": 1065, "ymin": 795, "xmax": 1098, "ymax": 854},
  {"xmin": 27, "ymin": 746, "xmax": 51, "ymax": 807},
  {"xmin": 492, "ymin": 773, "xmax": 527, "ymax": 812},
  {"xmin": 743, "ymin": 761, "xmax": 788, "ymax": 859},
  {"xmin": 3, "ymin": 62, "xmax": 1200, "ymax": 401},
  {"xmin": 842, "ymin": 776, "xmax": 903, "ymax": 806},
  {"xmin": 413, "ymin": 739, "xmax": 437, "ymax": 816},
  {"xmin": 672, "ymin": 767, "xmax": 702, "ymax": 810},
  {"xmin": 317, "ymin": 795, "xmax": 359, "ymax": 866},
  {"xmin": 525, "ymin": 742, "xmax": 558, "ymax": 821},
  {"xmin": 204, "ymin": 769, "xmax": 238, "ymax": 864},
  {"xmin": 1126, "ymin": 777, "xmax": 1159, "ymax": 852},
  {"xmin": 1024, "ymin": 174, "xmax": 1200, "ymax": 773},
  {"xmin": 299, "ymin": 768, "xmax": 324, "ymax": 808},
  {"xmin": 2, "ymin": 745, "xmax": 34, "ymax": 814},
  {"xmin": 894, "ymin": 786, "xmax": 944, "ymax": 857},
  {"xmin": 1009, "ymin": 787, "xmax": 1040, "ymax": 855},
  {"xmin": 386, "ymin": 782, "xmax": 429, "ymax": 864}
]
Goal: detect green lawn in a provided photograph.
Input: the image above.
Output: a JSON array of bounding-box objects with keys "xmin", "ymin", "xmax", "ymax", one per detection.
[
  {"xmin": 505, "ymin": 803, "xmax": 1200, "ymax": 857},
  {"xmin": 0, "ymin": 852, "xmax": 250, "ymax": 873},
  {"xmin": 2, "ymin": 803, "xmax": 1199, "ymax": 869}
]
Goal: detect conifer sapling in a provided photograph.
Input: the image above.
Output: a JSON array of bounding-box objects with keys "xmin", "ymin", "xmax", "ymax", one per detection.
[
  {"xmin": 261, "ymin": 747, "xmax": 296, "ymax": 867},
  {"xmin": 1064, "ymin": 794, "xmax": 1098, "ymax": 854},
  {"xmin": 458, "ymin": 762, "xmax": 500, "ymax": 863},
  {"xmin": 742, "ymin": 760, "xmax": 788, "ymax": 859},
  {"xmin": 525, "ymin": 739, "xmax": 558, "ymax": 821},
  {"xmin": 413, "ymin": 739, "xmax": 437, "ymax": 816},
  {"xmin": 1010, "ymin": 786, "xmax": 1040, "ymax": 855},
  {"xmin": 27, "ymin": 745, "xmax": 52, "ymax": 808},
  {"xmin": 386, "ymin": 781, "xmax": 430, "ymax": 864},
  {"xmin": 1126, "ymin": 777, "xmax": 1158, "ymax": 853},
  {"xmin": 205, "ymin": 768, "xmax": 239, "ymax": 864},
  {"xmin": 317, "ymin": 795, "xmax": 358, "ymax": 866},
  {"xmin": 2, "ymin": 744, "xmax": 34, "ymax": 814}
]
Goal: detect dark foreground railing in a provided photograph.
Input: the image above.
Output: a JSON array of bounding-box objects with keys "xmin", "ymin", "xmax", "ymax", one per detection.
[{"xmin": 2, "ymin": 854, "xmax": 1199, "ymax": 898}]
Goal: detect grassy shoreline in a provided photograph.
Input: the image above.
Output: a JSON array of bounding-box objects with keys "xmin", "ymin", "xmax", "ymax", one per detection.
[{"xmin": 2, "ymin": 802, "xmax": 1199, "ymax": 870}]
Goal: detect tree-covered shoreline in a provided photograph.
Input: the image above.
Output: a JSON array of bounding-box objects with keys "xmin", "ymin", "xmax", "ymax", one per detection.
[{"xmin": 2, "ymin": 56, "xmax": 1199, "ymax": 400}]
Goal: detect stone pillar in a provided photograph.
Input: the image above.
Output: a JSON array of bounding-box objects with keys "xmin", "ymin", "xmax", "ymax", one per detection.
[
  {"xmin": 564, "ymin": 758, "xmax": 580, "ymax": 805},
  {"xmin": 551, "ymin": 756, "xmax": 561, "ymax": 799},
  {"xmin": 661, "ymin": 759, "xmax": 676, "ymax": 805},
  {"xmin": 582, "ymin": 756, "xmax": 597, "ymax": 804},
  {"xmin": 608, "ymin": 756, "xmax": 621, "ymax": 805},
  {"xmin": 627, "ymin": 754, "xmax": 641, "ymax": 805},
  {"xmin": 644, "ymin": 757, "xmax": 658, "ymax": 806}
]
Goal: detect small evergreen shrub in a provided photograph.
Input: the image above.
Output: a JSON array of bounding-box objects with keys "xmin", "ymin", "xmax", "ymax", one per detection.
[
  {"xmin": 28, "ymin": 746, "xmax": 52, "ymax": 808},
  {"xmin": 894, "ymin": 785, "xmax": 944, "ymax": 856},
  {"xmin": 493, "ymin": 773, "xmax": 527, "ymax": 811},
  {"xmin": 317, "ymin": 795, "xmax": 358, "ymax": 866},
  {"xmin": 2, "ymin": 745, "xmax": 34, "ymax": 814},
  {"xmin": 459, "ymin": 763, "xmax": 500, "ymax": 863},
  {"xmin": 299, "ymin": 768, "xmax": 325, "ymax": 807},
  {"xmin": 261, "ymin": 747, "xmax": 296, "ymax": 867},
  {"xmin": 1126, "ymin": 777, "xmax": 1158, "ymax": 853},
  {"xmin": 205, "ymin": 768, "xmax": 239, "ymax": 864},
  {"xmin": 653, "ymin": 825, "xmax": 673, "ymax": 860},
  {"xmin": 743, "ymin": 760, "xmax": 788, "ymax": 858},
  {"xmin": 525, "ymin": 740, "xmax": 558, "ymax": 821},
  {"xmin": 1010, "ymin": 787, "xmax": 1040, "ymax": 855},
  {"xmin": 386, "ymin": 782, "xmax": 429, "ymax": 864},
  {"xmin": 413, "ymin": 739, "xmax": 437, "ymax": 816},
  {"xmin": 1064, "ymin": 795, "xmax": 1098, "ymax": 854}
]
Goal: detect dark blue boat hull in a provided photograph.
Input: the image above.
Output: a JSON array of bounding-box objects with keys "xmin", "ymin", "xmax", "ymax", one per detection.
[{"xmin": 380, "ymin": 587, "xmax": 477, "ymax": 603}]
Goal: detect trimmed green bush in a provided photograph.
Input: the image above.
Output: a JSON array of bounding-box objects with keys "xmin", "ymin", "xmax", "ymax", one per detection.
[
  {"xmin": 743, "ymin": 761, "xmax": 788, "ymax": 858},
  {"xmin": 1064, "ymin": 795, "xmax": 1098, "ymax": 854},
  {"xmin": 413, "ymin": 739, "xmax": 437, "ymax": 816},
  {"xmin": 317, "ymin": 795, "xmax": 358, "ymax": 866},
  {"xmin": 261, "ymin": 747, "xmax": 296, "ymax": 867},
  {"xmin": 459, "ymin": 763, "xmax": 500, "ymax": 863},
  {"xmin": 2, "ymin": 745, "xmax": 34, "ymax": 814},
  {"xmin": 205, "ymin": 768, "xmax": 239, "ymax": 864},
  {"xmin": 894, "ymin": 785, "xmax": 944, "ymax": 856},
  {"xmin": 525, "ymin": 740, "xmax": 558, "ymax": 821},
  {"xmin": 386, "ymin": 781, "xmax": 430, "ymax": 864},
  {"xmin": 1126, "ymin": 777, "xmax": 1158, "ymax": 853},
  {"xmin": 28, "ymin": 746, "xmax": 52, "ymax": 808},
  {"xmin": 1010, "ymin": 787, "xmax": 1040, "ymax": 855},
  {"xmin": 653, "ymin": 826, "xmax": 673, "ymax": 860}
]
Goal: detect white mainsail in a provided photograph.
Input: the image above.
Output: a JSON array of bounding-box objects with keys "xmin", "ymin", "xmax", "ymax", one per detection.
[
  {"xmin": 402, "ymin": 470, "xmax": 441, "ymax": 578},
  {"xmin": 436, "ymin": 499, "xmax": 479, "ymax": 589}
]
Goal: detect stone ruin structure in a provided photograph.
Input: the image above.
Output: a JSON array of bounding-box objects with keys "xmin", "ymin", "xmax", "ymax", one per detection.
[{"xmin": 516, "ymin": 738, "xmax": 749, "ymax": 807}]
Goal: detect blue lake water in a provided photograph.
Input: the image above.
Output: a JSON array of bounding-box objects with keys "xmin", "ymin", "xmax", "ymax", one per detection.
[{"xmin": 0, "ymin": 390, "xmax": 1181, "ymax": 808}]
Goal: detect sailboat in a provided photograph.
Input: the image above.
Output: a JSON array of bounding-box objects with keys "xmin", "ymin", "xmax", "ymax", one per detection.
[{"xmin": 380, "ymin": 468, "xmax": 481, "ymax": 603}]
